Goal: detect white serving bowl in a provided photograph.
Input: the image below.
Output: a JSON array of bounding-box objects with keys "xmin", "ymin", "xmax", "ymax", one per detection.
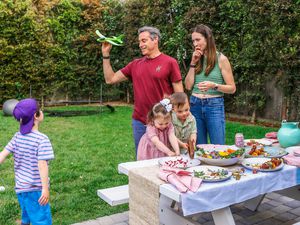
[
  {"xmin": 196, "ymin": 144, "xmax": 244, "ymax": 166},
  {"xmin": 198, "ymin": 157, "xmax": 241, "ymax": 166}
]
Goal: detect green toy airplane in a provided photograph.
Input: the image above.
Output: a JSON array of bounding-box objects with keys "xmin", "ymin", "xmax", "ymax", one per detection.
[{"xmin": 96, "ymin": 30, "xmax": 124, "ymax": 46}]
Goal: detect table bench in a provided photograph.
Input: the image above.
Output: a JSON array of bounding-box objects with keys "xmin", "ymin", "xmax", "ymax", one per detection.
[
  {"xmin": 97, "ymin": 158, "xmax": 159, "ymax": 206},
  {"xmin": 97, "ymin": 185, "xmax": 129, "ymax": 206}
]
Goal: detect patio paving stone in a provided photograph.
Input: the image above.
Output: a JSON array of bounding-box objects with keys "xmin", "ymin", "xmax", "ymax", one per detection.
[
  {"xmin": 267, "ymin": 199, "xmax": 283, "ymax": 206},
  {"xmin": 277, "ymin": 196, "xmax": 295, "ymax": 203},
  {"xmin": 235, "ymin": 208, "xmax": 258, "ymax": 217},
  {"xmin": 271, "ymin": 205, "xmax": 293, "ymax": 214},
  {"xmin": 109, "ymin": 212, "xmax": 129, "ymax": 223},
  {"xmin": 96, "ymin": 215, "xmax": 115, "ymax": 225},
  {"xmin": 273, "ymin": 212, "xmax": 298, "ymax": 221},
  {"xmin": 257, "ymin": 203, "xmax": 275, "ymax": 211},
  {"xmin": 291, "ymin": 207, "xmax": 300, "ymax": 216},
  {"xmin": 285, "ymin": 200, "xmax": 300, "ymax": 208},
  {"xmin": 255, "ymin": 218, "xmax": 285, "ymax": 225}
]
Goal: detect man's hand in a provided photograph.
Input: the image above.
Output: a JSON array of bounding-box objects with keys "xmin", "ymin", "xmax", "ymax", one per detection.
[
  {"xmin": 38, "ymin": 188, "xmax": 50, "ymax": 205},
  {"xmin": 102, "ymin": 42, "xmax": 112, "ymax": 56}
]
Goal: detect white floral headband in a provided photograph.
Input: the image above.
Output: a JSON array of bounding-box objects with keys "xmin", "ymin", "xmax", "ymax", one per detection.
[{"xmin": 160, "ymin": 98, "xmax": 172, "ymax": 112}]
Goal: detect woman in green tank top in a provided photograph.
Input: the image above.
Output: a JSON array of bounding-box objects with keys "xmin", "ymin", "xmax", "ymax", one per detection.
[{"xmin": 185, "ymin": 24, "xmax": 236, "ymax": 145}]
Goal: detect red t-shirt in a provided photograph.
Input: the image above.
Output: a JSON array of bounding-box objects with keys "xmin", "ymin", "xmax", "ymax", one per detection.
[{"xmin": 121, "ymin": 53, "xmax": 182, "ymax": 124}]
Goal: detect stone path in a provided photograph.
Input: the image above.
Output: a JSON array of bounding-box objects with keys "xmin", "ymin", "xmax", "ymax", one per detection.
[{"xmin": 72, "ymin": 192, "xmax": 300, "ymax": 225}]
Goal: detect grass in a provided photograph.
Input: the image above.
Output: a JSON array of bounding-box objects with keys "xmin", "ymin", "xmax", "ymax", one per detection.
[{"xmin": 0, "ymin": 105, "xmax": 277, "ymax": 225}]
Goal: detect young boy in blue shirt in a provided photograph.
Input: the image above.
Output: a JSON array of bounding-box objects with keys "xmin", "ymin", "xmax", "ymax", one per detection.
[{"xmin": 0, "ymin": 98, "xmax": 54, "ymax": 225}]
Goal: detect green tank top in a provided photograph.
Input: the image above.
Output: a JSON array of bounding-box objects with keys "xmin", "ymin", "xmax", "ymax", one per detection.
[{"xmin": 192, "ymin": 53, "xmax": 224, "ymax": 96}]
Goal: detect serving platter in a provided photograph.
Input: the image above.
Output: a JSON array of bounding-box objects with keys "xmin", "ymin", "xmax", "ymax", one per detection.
[
  {"xmin": 241, "ymin": 158, "xmax": 284, "ymax": 172},
  {"xmin": 187, "ymin": 165, "xmax": 232, "ymax": 182},
  {"xmin": 245, "ymin": 146, "xmax": 288, "ymax": 158},
  {"xmin": 244, "ymin": 139, "xmax": 273, "ymax": 146},
  {"xmin": 158, "ymin": 156, "xmax": 201, "ymax": 168}
]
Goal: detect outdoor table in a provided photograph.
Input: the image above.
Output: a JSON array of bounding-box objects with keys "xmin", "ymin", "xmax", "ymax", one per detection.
[{"xmin": 118, "ymin": 158, "xmax": 299, "ymax": 225}]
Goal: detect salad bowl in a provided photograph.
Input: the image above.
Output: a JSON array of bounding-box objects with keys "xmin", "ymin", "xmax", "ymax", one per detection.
[{"xmin": 196, "ymin": 145, "xmax": 245, "ymax": 166}]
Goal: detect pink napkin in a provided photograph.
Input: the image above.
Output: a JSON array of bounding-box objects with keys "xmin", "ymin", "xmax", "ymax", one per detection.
[
  {"xmin": 158, "ymin": 166, "xmax": 202, "ymax": 193},
  {"xmin": 283, "ymin": 147, "xmax": 300, "ymax": 167}
]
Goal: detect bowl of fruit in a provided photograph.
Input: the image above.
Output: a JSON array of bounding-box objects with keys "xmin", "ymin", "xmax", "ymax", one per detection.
[{"xmin": 196, "ymin": 145, "xmax": 245, "ymax": 166}]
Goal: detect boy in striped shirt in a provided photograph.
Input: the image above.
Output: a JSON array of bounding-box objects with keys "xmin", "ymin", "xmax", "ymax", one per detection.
[{"xmin": 0, "ymin": 98, "xmax": 54, "ymax": 225}]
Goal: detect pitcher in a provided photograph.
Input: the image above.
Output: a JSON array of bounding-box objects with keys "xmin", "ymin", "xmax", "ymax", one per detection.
[{"xmin": 277, "ymin": 120, "xmax": 300, "ymax": 148}]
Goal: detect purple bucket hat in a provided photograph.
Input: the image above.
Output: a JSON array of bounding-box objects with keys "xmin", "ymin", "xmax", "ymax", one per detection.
[{"xmin": 13, "ymin": 98, "xmax": 37, "ymax": 135}]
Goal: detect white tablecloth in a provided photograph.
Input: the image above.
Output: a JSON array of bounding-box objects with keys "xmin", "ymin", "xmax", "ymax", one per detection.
[{"xmin": 181, "ymin": 165, "xmax": 299, "ymax": 216}]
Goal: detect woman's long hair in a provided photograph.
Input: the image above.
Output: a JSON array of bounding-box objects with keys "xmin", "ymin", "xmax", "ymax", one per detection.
[{"xmin": 192, "ymin": 24, "xmax": 217, "ymax": 76}]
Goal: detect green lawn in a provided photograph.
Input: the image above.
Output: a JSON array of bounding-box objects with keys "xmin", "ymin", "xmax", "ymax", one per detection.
[{"xmin": 0, "ymin": 105, "xmax": 277, "ymax": 225}]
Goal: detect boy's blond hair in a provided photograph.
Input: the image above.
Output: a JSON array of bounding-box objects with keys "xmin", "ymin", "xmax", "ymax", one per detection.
[{"xmin": 170, "ymin": 92, "xmax": 189, "ymax": 109}]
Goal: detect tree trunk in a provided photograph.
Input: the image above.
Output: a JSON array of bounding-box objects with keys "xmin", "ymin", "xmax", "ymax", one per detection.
[
  {"xmin": 41, "ymin": 96, "xmax": 44, "ymax": 110},
  {"xmin": 251, "ymin": 109, "xmax": 256, "ymax": 123},
  {"xmin": 182, "ymin": 58, "xmax": 187, "ymax": 73},
  {"xmin": 127, "ymin": 88, "xmax": 130, "ymax": 103},
  {"xmin": 281, "ymin": 97, "xmax": 287, "ymax": 121},
  {"xmin": 65, "ymin": 93, "xmax": 69, "ymax": 106}
]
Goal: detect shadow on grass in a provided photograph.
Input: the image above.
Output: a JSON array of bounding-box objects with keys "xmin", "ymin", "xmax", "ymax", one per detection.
[{"xmin": 44, "ymin": 105, "xmax": 115, "ymax": 117}]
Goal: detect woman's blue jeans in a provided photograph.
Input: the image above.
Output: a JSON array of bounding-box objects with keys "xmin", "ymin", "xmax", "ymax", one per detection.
[{"xmin": 190, "ymin": 95, "xmax": 225, "ymax": 145}]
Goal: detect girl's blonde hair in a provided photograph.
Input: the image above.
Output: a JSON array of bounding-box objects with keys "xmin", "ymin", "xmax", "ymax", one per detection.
[
  {"xmin": 192, "ymin": 24, "xmax": 217, "ymax": 76},
  {"xmin": 147, "ymin": 99, "xmax": 172, "ymax": 125}
]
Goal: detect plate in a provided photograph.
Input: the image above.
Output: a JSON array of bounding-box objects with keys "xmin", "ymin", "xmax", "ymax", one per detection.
[
  {"xmin": 196, "ymin": 145, "xmax": 244, "ymax": 166},
  {"xmin": 187, "ymin": 165, "xmax": 232, "ymax": 182},
  {"xmin": 244, "ymin": 139, "xmax": 273, "ymax": 146},
  {"xmin": 158, "ymin": 155, "xmax": 201, "ymax": 168},
  {"xmin": 241, "ymin": 158, "xmax": 284, "ymax": 172},
  {"xmin": 285, "ymin": 146, "xmax": 300, "ymax": 156},
  {"xmin": 245, "ymin": 146, "xmax": 288, "ymax": 158}
]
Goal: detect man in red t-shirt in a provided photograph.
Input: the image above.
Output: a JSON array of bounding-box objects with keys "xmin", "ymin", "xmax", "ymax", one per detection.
[{"xmin": 101, "ymin": 26, "xmax": 183, "ymax": 156}]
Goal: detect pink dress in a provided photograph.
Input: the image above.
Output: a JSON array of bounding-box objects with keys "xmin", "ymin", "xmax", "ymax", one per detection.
[{"xmin": 137, "ymin": 123, "xmax": 174, "ymax": 160}]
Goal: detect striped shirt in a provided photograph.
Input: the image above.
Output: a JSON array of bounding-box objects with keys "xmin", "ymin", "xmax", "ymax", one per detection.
[{"xmin": 5, "ymin": 131, "xmax": 54, "ymax": 193}]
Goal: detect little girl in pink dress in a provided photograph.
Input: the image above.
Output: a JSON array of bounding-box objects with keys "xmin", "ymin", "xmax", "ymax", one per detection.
[{"xmin": 137, "ymin": 99, "xmax": 180, "ymax": 160}]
